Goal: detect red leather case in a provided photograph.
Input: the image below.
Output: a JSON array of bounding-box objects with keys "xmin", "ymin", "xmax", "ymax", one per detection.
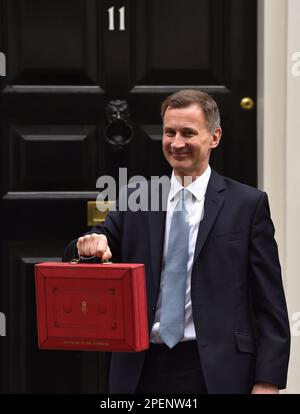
[{"xmin": 35, "ymin": 262, "xmax": 149, "ymax": 352}]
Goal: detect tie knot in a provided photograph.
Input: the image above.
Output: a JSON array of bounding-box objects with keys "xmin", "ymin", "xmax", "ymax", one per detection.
[
  {"xmin": 181, "ymin": 188, "xmax": 188, "ymax": 201},
  {"xmin": 174, "ymin": 188, "xmax": 188, "ymax": 212}
]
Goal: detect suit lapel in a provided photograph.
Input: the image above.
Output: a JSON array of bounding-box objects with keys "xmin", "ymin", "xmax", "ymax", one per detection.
[{"xmin": 193, "ymin": 170, "xmax": 226, "ymax": 262}]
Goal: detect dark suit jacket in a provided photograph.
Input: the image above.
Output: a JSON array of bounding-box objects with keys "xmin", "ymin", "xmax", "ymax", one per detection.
[{"xmin": 64, "ymin": 170, "xmax": 290, "ymax": 394}]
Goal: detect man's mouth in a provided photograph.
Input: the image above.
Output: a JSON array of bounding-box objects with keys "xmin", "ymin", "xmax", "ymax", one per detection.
[{"xmin": 170, "ymin": 152, "xmax": 190, "ymax": 156}]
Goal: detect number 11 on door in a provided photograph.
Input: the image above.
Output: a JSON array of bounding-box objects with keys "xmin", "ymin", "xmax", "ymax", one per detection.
[{"xmin": 108, "ymin": 6, "xmax": 126, "ymax": 31}]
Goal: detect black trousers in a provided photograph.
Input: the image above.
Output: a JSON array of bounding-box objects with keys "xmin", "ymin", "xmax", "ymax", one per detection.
[{"xmin": 135, "ymin": 340, "xmax": 207, "ymax": 394}]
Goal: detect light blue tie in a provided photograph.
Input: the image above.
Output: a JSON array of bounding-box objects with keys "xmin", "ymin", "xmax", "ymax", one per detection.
[{"xmin": 159, "ymin": 188, "xmax": 189, "ymax": 348}]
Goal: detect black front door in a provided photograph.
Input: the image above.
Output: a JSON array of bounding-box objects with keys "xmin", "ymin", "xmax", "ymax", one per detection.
[{"xmin": 0, "ymin": 0, "xmax": 257, "ymax": 393}]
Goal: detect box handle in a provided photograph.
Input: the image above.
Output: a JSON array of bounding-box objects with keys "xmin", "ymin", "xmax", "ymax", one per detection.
[{"xmin": 69, "ymin": 256, "xmax": 113, "ymax": 265}]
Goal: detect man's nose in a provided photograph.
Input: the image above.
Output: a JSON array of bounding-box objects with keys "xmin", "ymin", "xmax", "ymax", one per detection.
[{"xmin": 171, "ymin": 134, "xmax": 185, "ymax": 149}]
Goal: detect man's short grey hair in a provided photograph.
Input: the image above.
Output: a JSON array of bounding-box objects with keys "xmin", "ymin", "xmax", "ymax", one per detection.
[{"xmin": 161, "ymin": 89, "xmax": 221, "ymax": 134}]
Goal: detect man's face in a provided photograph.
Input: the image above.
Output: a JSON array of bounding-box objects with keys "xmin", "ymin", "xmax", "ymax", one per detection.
[{"xmin": 162, "ymin": 104, "xmax": 222, "ymax": 180}]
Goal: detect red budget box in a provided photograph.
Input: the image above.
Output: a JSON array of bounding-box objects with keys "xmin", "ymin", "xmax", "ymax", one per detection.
[{"xmin": 35, "ymin": 262, "xmax": 149, "ymax": 352}]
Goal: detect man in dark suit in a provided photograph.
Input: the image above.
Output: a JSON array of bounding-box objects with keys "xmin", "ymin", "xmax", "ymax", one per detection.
[{"xmin": 64, "ymin": 90, "xmax": 290, "ymax": 394}]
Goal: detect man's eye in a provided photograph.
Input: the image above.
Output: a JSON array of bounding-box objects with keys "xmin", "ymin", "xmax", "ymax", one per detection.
[
  {"xmin": 165, "ymin": 130, "xmax": 175, "ymax": 137},
  {"xmin": 184, "ymin": 131, "xmax": 195, "ymax": 137}
]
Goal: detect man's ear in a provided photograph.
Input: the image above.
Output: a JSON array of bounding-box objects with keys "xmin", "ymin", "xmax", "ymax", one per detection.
[{"xmin": 210, "ymin": 128, "xmax": 222, "ymax": 149}]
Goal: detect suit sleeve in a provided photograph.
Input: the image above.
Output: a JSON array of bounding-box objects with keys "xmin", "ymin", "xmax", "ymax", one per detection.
[{"xmin": 250, "ymin": 192, "xmax": 290, "ymax": 389}]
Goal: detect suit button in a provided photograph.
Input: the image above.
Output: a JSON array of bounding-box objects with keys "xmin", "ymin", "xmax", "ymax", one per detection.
[{"xmin": 152, "ymin": 306, "xmax": 156, "ymax": 312}]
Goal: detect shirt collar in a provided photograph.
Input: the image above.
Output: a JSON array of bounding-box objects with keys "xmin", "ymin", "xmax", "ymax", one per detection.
[{"xmin": 169, "ymin": 165, "xmax": 211, "ymax": 202}]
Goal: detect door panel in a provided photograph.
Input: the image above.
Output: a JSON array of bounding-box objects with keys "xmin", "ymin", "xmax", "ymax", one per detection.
[
  {"xmin": 0, "ymin": 0, "xmax": 257, "ymax": 393},
  {"xmin": 7, "ymin": 0, "xmax": 99, "ymax": 86},
  {"xmin": 135, "ymin": 0, "xmax": 224, "ymax": 85},
  {"xmin": 0, "ymin": 242, "xmax": 82, "ymax": 393},
  {"xmin": 5, "ymin": 124, "xmax": 99, "ymax": 191}
]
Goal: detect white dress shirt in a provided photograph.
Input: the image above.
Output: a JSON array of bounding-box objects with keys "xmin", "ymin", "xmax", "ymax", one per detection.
[{"xmin": 150, "ymin": 165, "xmax": 211, "ymax": 343}]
